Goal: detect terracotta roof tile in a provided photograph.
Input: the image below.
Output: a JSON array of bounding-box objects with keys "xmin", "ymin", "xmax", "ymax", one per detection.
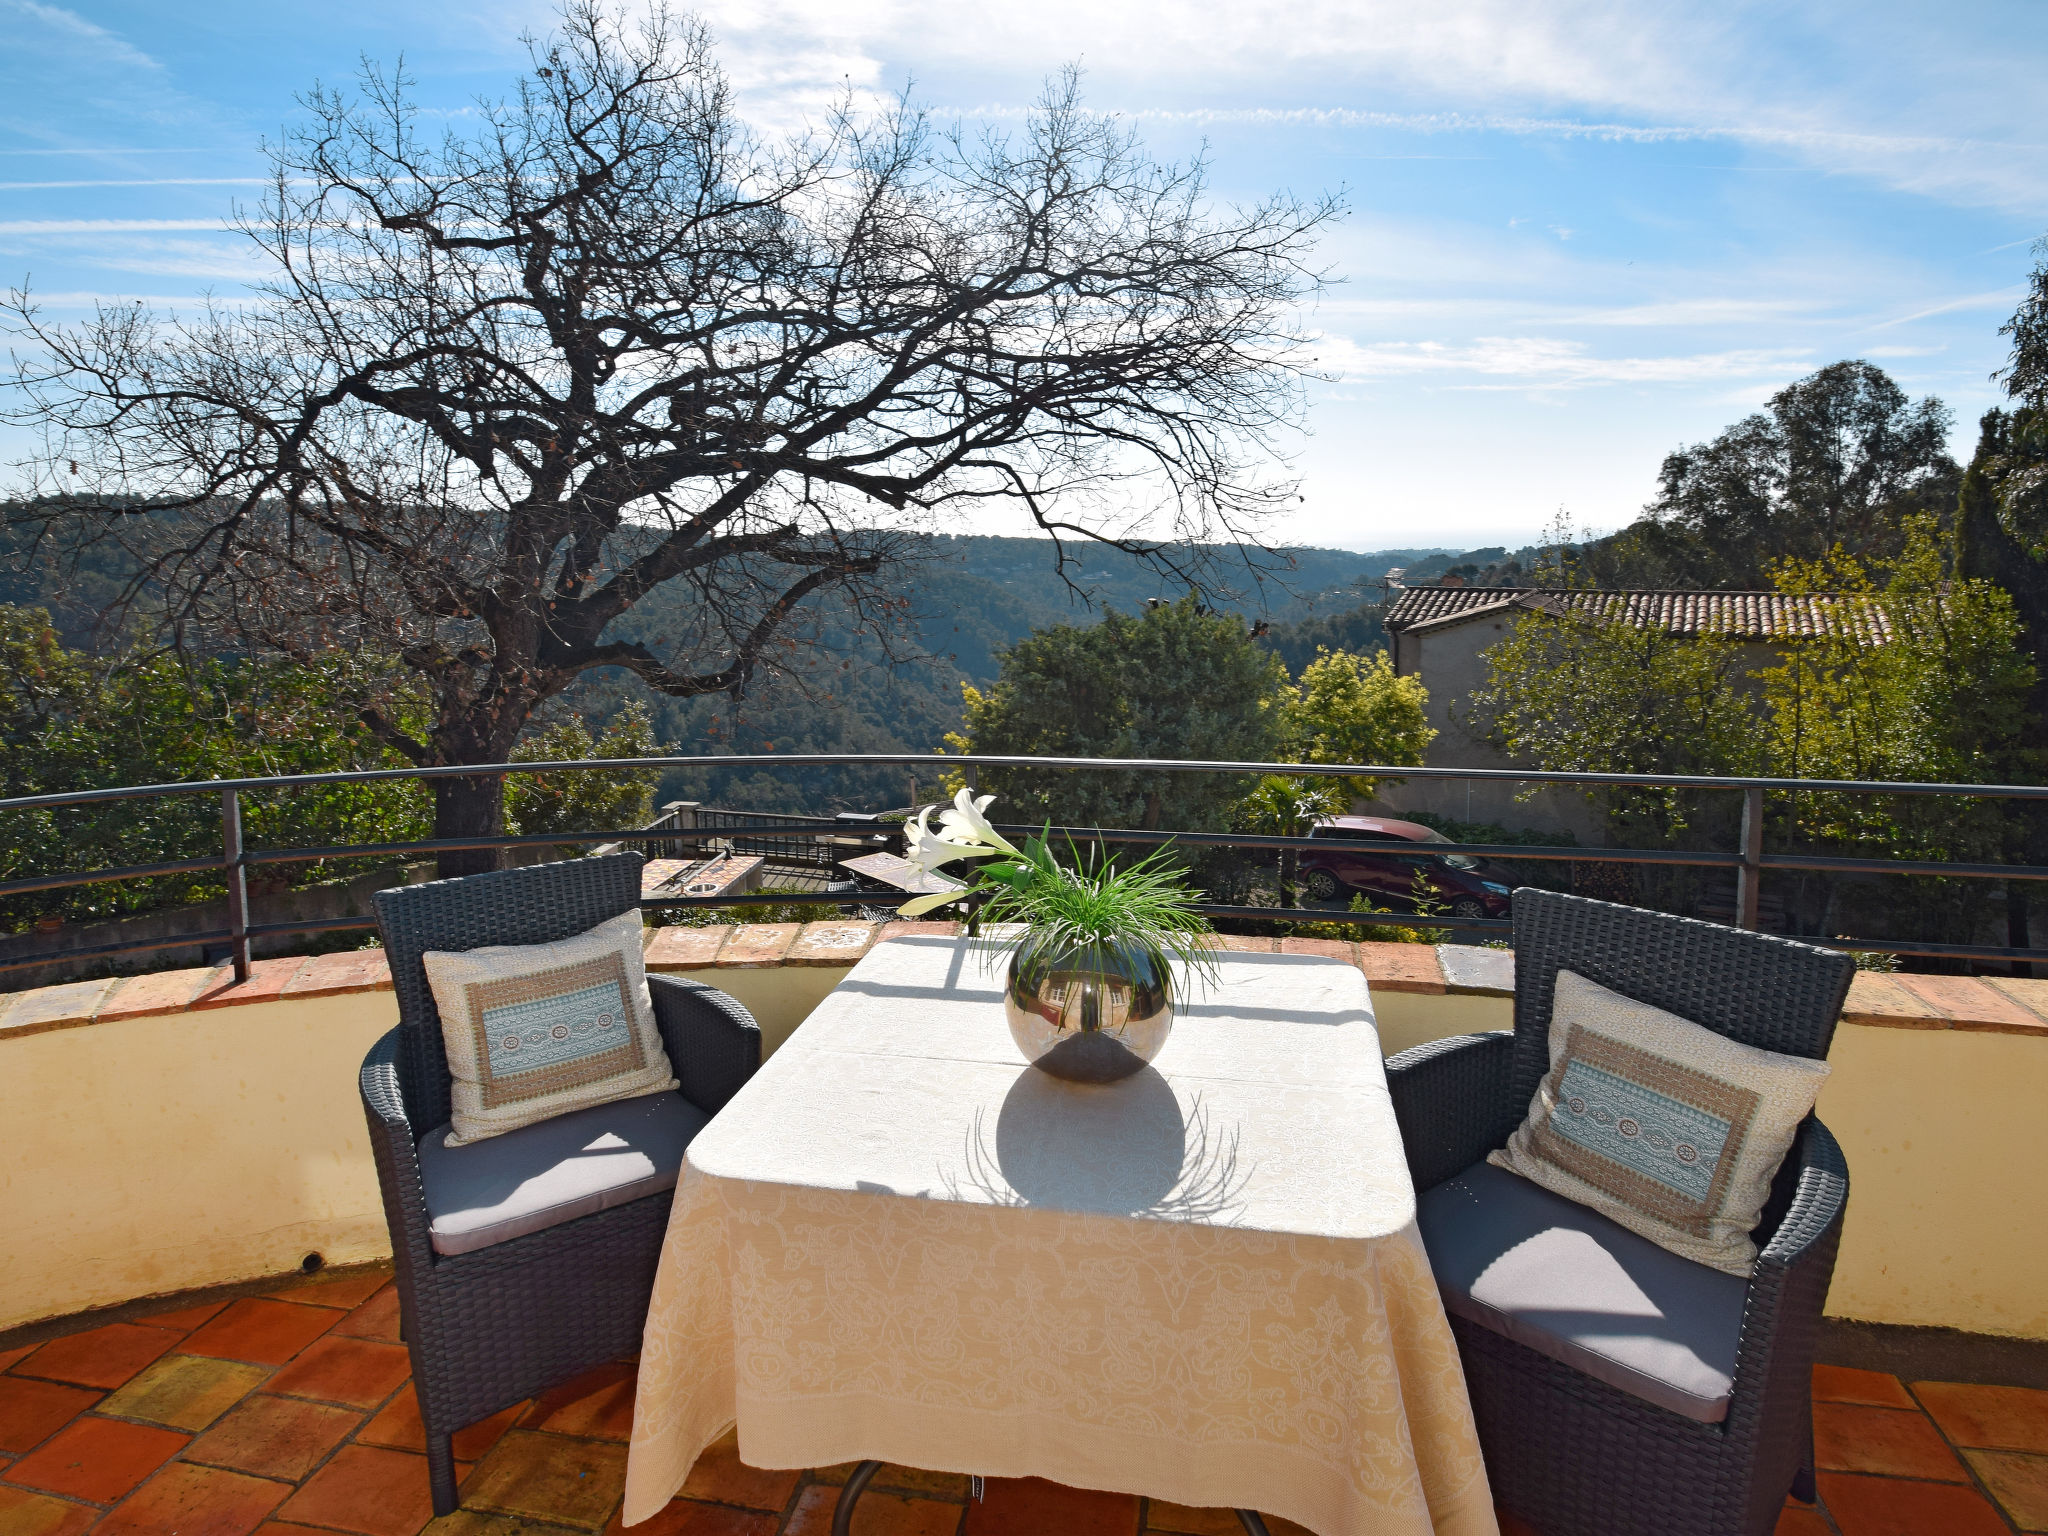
[{"xmin": 1385, "ymin": 585, "xmax": 1897, "ymax": 644}]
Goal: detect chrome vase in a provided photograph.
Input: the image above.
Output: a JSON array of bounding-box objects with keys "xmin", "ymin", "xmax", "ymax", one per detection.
[{"xmin": 1002, "ymin": 936, "xmax": 1174, "ymax": 1083}]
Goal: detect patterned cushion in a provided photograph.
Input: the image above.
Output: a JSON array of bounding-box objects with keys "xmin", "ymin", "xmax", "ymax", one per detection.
[
  {"xmin": 423, "ymin": 909, "xmax": 678, "ymax": 1146},
  {"xmin": 1489, "ymin": 968, "xmax": 1830, "ymax": 1275}
]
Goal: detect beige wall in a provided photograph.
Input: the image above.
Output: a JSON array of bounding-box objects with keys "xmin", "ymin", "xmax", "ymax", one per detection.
[
  {"xmin": 0, "ymin": 970, "xmax": 853, "ymax": 1332},
  {"xmin": 1, "ymin": 991, "xmax": 401, "ymax": 1332},
  {"xmin": 1815, "ymin": 1023, "xmax": 2048, "ymax": 1340},
  {"xmin": 6, "ymin": 973, "xmax": 2044, "ymax": 1344}
]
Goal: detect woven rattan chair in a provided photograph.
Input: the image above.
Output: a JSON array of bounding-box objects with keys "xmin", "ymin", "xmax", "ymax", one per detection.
[
  {"xmin": 1386, "ymin": 889, "xmax": 1853, "ymax": 1536},
  {"xmin": 359, "ymin": 852, "xmax": 759, "ymax": 1515}
]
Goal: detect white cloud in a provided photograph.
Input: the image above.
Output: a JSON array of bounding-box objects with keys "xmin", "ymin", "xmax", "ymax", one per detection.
[
  {"xmin": 0, "ymin": 178, "xmax": 269, "ymax": 191},
  {"xmin": 7, "ymin": 1, "xmax": 161, "ymax": 72},
  {"xmin": 0, "ymin": 218, "xmax": 226, "ymax": 234},
  {"xmin": 1319, "ymin": 334, "xmax": 1813, "ymax": 389},
  {"xmin": 664, "ymin": 0, "xmax": 2048, "ymax": 214}
]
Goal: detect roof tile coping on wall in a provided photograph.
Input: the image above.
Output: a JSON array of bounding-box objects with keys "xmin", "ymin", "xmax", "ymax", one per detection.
[{"xmin": 4, "ymin": 925, "xmax": 2046, "ymax": 1039}]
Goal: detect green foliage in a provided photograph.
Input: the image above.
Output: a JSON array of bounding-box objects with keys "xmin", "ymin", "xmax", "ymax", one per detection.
[
  {"xmin": 1472, "ymin": 520, "xmax": 2038, "ymax": 943},
  {"xmin": 1755, "ymin": 521, "xmax": 2033, "ymax": 859},
  {"xmin": 945, "ymin": 596, "xmax": 1290, "ymax": 830},
  {"xmin": 0, "ymin": 606, "xmax": 433, "ymax": 928},
  {"xmin": 506, "ymin": 703, "xmax": 667, "ymax": 851},
  {"xmin": 1588, "ymin": 361, "xmax": 1959, "ymax": 589},
  {"xmin": 1470, "ymin": 606, "xmax": 1763, "ymax": 847},
  {"xmin": 1283, "ymin": 646, "xmax": 1434, "ymax": 797}
]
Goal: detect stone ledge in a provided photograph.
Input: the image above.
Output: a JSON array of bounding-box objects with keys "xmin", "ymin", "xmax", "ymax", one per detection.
[{"xmin": 3, "ymin": 924, "xmax": 2045, "ymax": 1039}]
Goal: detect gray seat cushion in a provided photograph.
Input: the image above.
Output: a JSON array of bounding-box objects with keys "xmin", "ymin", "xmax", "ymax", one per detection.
[
  {"xmin": 418, "ymin": 1090, "xmax": 707, "ymax": 1256},
  {"xmin": 1416, "ymin": 1159, "xmax": 1750, "ymax": 1422}
]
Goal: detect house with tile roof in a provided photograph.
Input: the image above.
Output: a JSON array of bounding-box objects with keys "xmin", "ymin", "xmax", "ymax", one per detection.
[{"xmin": 1378, "ymin": 583, "xmax": 1893, "ymax": 840}]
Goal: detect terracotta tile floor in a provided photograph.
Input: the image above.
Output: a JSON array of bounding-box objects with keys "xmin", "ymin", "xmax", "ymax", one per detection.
[{"xmin": 2, "ymin": 1270, "xmax": 2044, "ymax": 1535}]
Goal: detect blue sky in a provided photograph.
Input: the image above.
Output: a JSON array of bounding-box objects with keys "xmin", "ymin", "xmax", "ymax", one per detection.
[{"xmin": 2, "ymin": 0, "xmax": 2043, "ymax": 553}]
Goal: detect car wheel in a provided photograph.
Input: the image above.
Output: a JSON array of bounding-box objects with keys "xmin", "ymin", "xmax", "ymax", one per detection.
[
  {"xmin": 1305, "ymin": 870, "xmax": 1343, "ymax": 902},
  {"xmin": 1450, "ymin": 897, "xmax": 1488, "ymax": 920}
]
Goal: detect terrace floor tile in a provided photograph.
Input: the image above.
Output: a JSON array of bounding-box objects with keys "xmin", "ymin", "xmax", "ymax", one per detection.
[
  {"xmin": 329, "ymin": 1285, "xmax": 403, "ymax": 1344},
  {"xmin": 0, "ymin": 1483, "xmax": 97, "ymax": 1536},
  {"xmin": 266, "ymin": 1270, "xmax": 397, "ymax": 1312},
  {"xmin": 1962, "ymin": 1448, "xmax": 2048, "ymax": 1532},
  {"xmin": 961, "ymin": 1476, "xmax": 1139, "ymax": 1536},
  {"xmin": 142, "ymin": 1300, "xmax": 232, "ymax": 1333},
  {"xmin": 96, "ymin": 1354, "xmax": 270, "ymax": 1432},
  {"xmin": 275, "ymin": 1444, "xmax": 438, "ymax": 1536},
  {"xmin": 783, "ymin": 1484, "xmax": 958, "ymax": 1536},
  {"xmin": 358, "ymin": 1385, "xmax": 525, "ymax": 1463},
  {"xmin": 184, "ymin": 1300, "xmax": 343, "ymax": 1367},
  {"xmin": 675, "ymin": 1428, "xmax": 800, "ymax": 1513},
  {"xmin": 461, "ymin": 1431, "xmax": 628, "ymax": 1530},
  {"xmin": 1812, "ymin": 1364, "xmax": 1917, "ymax": 1409},
  {"xmin": 0, "ymin": 1381, "xmax": 101, "ymax": 1457},
  {"xmin": 10, "ymin": 1323, "xmax": 182, "ymax": 1391},
  {"xmin": 8, "ymin": 1250, "xmax": 2048, "ymax": 1536},
  {"xmin": 1818, "ymin": 1471, "xmax": 2013, "ymax": 1535},
  {"xmin": 1915, "ymin": 1380, "xmax": 2048, "ymax": 1453},
  {"xmin": 2, "ymin": 1415, "xmax": 187, "ymax": 1503},
  {"xmin": 605, "ymin": 1497, "xmax": 781, "ymax": 1535},
  {"xmin": 187, "ymin": 1394, "xmax": 362, "ymax": 1482},
  {"xmin": 265, "ymin": 1336, "xmax": 412, "ymax": 1411},
  {"xmin": 1813, "ymin": 1401, "xmax": 1968, "ymax": 1481},
  {"xmin": 523, "ymin": 1361, "xmax": 638, "ymax": 1442},
  {"xmin": 95, "ymin": 1461, "xmax": 289, "ymax": 1536}
]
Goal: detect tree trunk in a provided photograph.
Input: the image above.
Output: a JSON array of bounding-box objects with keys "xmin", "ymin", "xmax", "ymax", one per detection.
[{"xmin": 434, "ymin": 774, "xmax": 507, "ymax": 879}]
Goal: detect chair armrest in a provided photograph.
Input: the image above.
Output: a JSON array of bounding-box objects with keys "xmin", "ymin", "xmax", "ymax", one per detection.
[
  {"xmin": 649, "ymin": 973, "xmax": 762, "ymax": 1116},
  {"xmin": 1384, "ymin": 1031, "xmax": 1519, "ymax": 1193},
  {"xmin": 358, "ymin": 1028, "xmax": 436, "ymax": 1276},
  {"xmin": 1726, "ymin": 1117, "xmax": 1848, "ymax": 1428}
]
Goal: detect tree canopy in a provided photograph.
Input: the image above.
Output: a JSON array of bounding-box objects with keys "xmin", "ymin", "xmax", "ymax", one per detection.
[
  {"xmin": 3, "ymin": 2, "xmax": 1336, "ymax": 871},
  {"xmin": 1575, "ymin": 361, "xmax": 1959, "ymax": 589},
  {"xmin": 949, "ymin": 597, "xmax": 1290, "ymax": 831}
]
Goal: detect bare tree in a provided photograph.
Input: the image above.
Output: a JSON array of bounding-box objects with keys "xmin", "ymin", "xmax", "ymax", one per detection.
[{"xmin": 4, "ymin": 3, "xmax": 1336, "ymax": 872}]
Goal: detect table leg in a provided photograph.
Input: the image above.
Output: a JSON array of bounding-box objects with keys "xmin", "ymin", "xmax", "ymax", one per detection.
[
  {"xmin": 1235, "ymin": 1512, "xmax": 1271, "ymax": 1536},
  {"xmin": 832, "ymin": 1460, "xmax": 883, "ymax": 1536}
]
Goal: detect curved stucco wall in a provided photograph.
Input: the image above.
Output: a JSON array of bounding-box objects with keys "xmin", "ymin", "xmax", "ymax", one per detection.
[{"xmin": 3, "ymin": 937, "xmax": 2046, "ymax": 1342}]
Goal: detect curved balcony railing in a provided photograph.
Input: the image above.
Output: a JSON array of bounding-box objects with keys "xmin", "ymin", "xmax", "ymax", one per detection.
[{"xmin": 5, "ymin": 752, "xmax": 2048, "ymax": 979}]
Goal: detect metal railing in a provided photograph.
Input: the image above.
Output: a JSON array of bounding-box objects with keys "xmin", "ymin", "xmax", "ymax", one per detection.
[{"xmin": 5, "ymin": 752, "xmax": 2048, "ymax": 981}]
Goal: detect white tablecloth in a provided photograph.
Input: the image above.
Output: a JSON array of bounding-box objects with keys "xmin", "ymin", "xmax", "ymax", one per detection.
[{"xmin": 624, "ymin": 936, "xmax": 1496, "ymax": 1535}]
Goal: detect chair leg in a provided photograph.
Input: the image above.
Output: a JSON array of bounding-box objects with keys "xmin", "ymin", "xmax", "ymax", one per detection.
[
  {"xmin": 425, "ymin": 1429, "xmax": 460, "ymax": 1517},
  {"xmin": 1789, "ymin": 1464, "xmax": 1817, "ymax": 1504},
  {"xmin": 1235, "ymin": 1513, "xmax": 1271, "ymax": 1536}
]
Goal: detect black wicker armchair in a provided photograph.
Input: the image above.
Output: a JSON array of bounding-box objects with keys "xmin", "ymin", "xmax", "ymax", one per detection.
[
  {"xmin": 359, "ymin": 852, "xmax": 760, "ymax": 1515},
  {"xmin": 1386, "ymin": 889, "xmax": 1854, "ymax": 1536}
]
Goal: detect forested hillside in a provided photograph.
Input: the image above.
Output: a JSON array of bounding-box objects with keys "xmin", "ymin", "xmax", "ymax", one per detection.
[
  {"xmin": 0, "ymin": 520, "xmax": 1449, "ymax": 814},
  {"xmin": 570, "ymin": 536, "xmax": 1445, "ymax": 811}
]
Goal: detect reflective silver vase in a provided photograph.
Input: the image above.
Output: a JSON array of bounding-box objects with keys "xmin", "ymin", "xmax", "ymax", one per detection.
[{"xmin": 1002, "ymin": 936, "xmax": 1174, "ymax": 1083}]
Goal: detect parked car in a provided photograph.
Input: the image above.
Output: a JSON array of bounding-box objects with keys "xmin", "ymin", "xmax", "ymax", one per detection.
[{"xmin": 1297, "ymin": 815, "xmax": 1516, "ymax": 919}]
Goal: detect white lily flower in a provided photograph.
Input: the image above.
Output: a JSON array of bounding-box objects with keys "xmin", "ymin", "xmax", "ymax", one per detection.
[
  {"xmin": 937, "ymin": 788, "xmax": 1019, "ymax": 856},
  {"xmin": 905, "ymin": 805, "xmax": 993, "ymax": 875}
]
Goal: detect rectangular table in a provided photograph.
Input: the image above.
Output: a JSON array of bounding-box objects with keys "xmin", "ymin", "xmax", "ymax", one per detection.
[{"xmin": 624, "ymin": 936, "xmax": 1497, "ymax": 1535}]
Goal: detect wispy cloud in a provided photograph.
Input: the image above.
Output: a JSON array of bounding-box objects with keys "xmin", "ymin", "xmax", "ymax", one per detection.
[
  {"xmin": 1320, "ymin": 334, "xmax": 1812, "ymax": 389},
  {"xmin": 0, "ymin": 179, "xmax": 268, "ymax": 191},
  {"xmin": 7, "ymin": 1, "xmax": 161, "ymax": 72},
  {"xmin": 0, "ymin": 218, "xmax": 226, "ymax": 234},
  {"xmin": 1865, "ymin": 289, "xmax": 2027, "ymax": 332}
]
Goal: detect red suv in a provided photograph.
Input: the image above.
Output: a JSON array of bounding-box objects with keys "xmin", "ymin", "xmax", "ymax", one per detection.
[{"xmin": 1298, "ymin": 815, "xmax": 1516, "ymax": 920}]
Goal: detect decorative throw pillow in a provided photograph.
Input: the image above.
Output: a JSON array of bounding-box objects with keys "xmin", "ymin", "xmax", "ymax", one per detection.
[
  {"xmin": 423, "ymin": 910, "xmax": 677, "ymax": 1146},
  {"xmin": 1489, "ymin": 969, "xmax": 1831, "ymax": 1276}
]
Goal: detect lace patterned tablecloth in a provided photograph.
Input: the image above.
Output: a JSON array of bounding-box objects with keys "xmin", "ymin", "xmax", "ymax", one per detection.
[{"xmin": 623, "ymin": 936, "xmax": 1496, "ymax": 1536}]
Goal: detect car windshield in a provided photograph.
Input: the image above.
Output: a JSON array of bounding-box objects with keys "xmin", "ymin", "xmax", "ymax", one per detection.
[{"xmin": 1415, "ymin": 826, "xmax": 1481, "ymax": 871}]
